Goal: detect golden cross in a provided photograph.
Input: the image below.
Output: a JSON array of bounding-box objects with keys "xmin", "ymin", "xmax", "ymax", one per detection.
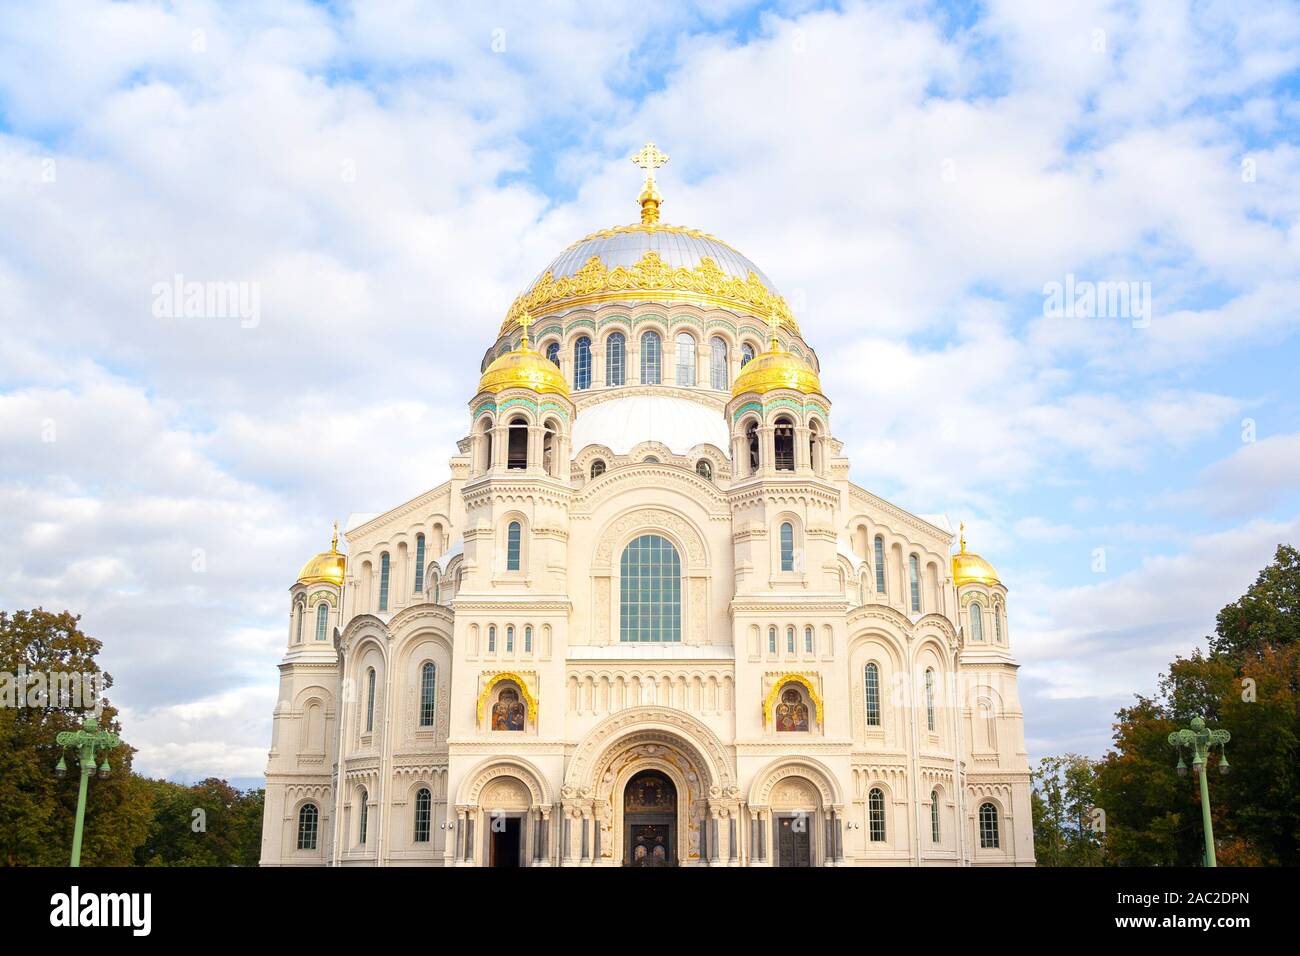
[
  {"xmin": 766, "ymin": 307, "xmax": 782, "ymax": 350},
  {"xmin": 516, "ymin": 308, "xmax": 532, "ymax": 348},
  {"xmin": 631, "ymin": 142, "xmax": 669, "ymax": 182},
  {"xmin": 331, "ymin": 520, "xmax": 339, "ymax": 552},
  {"xmin": 959, "ymin": 522, "xmax": 966, "ymax": 553}
]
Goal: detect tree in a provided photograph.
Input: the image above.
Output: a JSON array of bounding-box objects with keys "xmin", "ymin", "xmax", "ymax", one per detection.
[
  {"xmin": 135, "ymin": 778, "xmax": 265, "ymax": 867},
  {"xmin": 0, "ymin": 609, "xmax": 153, "ymax": 865},
  {"xmin": 1031, "ymin": 754, "xmax": 1103, "ymax": 866},
  {"xmin": 1210, "ymin": 544, "xmax": 1300, "ymax": 659}
]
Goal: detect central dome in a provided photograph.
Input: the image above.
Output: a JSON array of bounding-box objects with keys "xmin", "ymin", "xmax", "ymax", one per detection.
[{"xmin": 500, "ymin": 222, "xmax": 798, "ymax": 336}]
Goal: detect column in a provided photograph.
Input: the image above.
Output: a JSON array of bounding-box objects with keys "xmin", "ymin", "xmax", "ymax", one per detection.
[{"xmin": 709, "ymin": 806, "xmax": 721, "ymax": 864}]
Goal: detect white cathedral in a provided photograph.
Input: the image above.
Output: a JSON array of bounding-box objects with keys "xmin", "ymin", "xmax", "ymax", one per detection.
[{"xmin": 259, "ymin": 145, "xmax": 1035, "ymax": 867}]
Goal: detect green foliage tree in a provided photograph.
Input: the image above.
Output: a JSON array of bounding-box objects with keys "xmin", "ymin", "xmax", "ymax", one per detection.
[
  {"xmin": 135, "ymin": 777, "xmax": 265, "ymax": 867},
  {"xmin": 0, "ymin": 609, "xmax": 153, "ymax": 865},
  {"xmin": 1093, "ymin": 543, "xmax": 1300, "ymax": 866},
  {"xmin": 1031, "ymin": 753, "xmax": 1103, "ymax": 866}
]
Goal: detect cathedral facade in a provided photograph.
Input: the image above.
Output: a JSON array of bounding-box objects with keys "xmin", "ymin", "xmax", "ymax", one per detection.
[{"xmin": 259, "ymin": 147, "xmax": 1035, "ymax": 867}]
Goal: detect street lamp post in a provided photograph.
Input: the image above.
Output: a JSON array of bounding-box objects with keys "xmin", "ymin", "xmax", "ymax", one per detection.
[
  {"xmin": 54, "ymin": 716, "xmax": 120, "ymax": 867},
  {"xmin": 1168, "ymin": 716, "xmax": 1230, "ymax": 867}
]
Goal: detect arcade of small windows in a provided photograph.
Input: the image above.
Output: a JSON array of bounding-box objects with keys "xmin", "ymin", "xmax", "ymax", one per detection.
[
  {"xmin": 764, "ymin": 622, "xmax": 820, "ymax": 658},
  {"xmin": 479, "ymin": 622, "xmax": 539, "ymax": 657}
]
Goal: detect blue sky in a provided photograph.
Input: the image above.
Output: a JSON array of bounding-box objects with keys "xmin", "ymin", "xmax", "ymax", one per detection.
[{"xmin": 1, "ymin": 0, "xmax": 1298, "ymax": 785}]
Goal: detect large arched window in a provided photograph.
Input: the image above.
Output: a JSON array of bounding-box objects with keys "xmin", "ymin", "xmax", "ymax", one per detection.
[
  {"xmin": 315, "ymin": 603, "xmax": 329, "ymax": 642},
  {"xmin": 970, "ymin": 603, "xmax": 984, "ymax": 642},
  {"xmin": 868, "ymin": 788, "xmax": 886, "ymax": 842},
  {"xmin": 358, "ymin": 789, "xmax": 369, "ymax": 845},
  {"xmin": 930, "ymin": 790, "xmax": 941, "ymax": 843},
  {"xmin": 909, "ymin": 554, "xmax": 921, "ymax": 612},
  {"xmin": 874, "ymin": 536, "xmax": 886, "ymax": 593},
  {"xmin": 506, "ymin": 521, "xmax": 522, "ymax": 571},
  {"xmin": 414, "ymin": 533, "xmax": 426, "ymax": 593},
  {"xmin": 419, "ymin": 662, "xmax": 436, "ymax": 727},
  {"xmin": 414, "ymin": 788, "xmax": 432, "ymax": 843},
  {"xmin": 297, "ymin": 803, "xmax": 318, "ymax": 850},
  {"xmin": 710, "ymin": 336, "xmax": 728, "ymax": 390},
  {"xmin": 924, "ymin": 668, "xmax": 936, "ymax": 731},
  {"xmin": 507, "ymin": 417, "xmax": 528, "ymax": 469},
  {"xmin": 365, "ymin": 667, "xmax": 377, "ymax": 732},
  {"xmin": 545, "ymin": 341, "xmax": 560, "ymax": 366},
  {"xmin": 779, "ymin": 522, "xmax": 795, "ymax": 571},
  {"xmin": 864, "ymin": 663, "xmax": 880, "ymax": 726},
  {"xmin": 605, "ymin": 332, "xmax": 625, "ymax": 386},
  {"xmin": 979, "ymin": 803, "xmax": 1000, "ymax": 848},
  {"xmin": 675, "ymin": 333, "xmax": 696, "ymax": 385},
  {"xmin": 619, "ymin": 534, "xmax": 681, "ymax": 642},
  {"xmin": 774, "ymin": 416, "xmax": 795, "ymax": 471},
  {"xmin": 378, "ymin": 552, "xmax": 390, "ymax": 612},
  {"xmin": 640, "ymin": 331, "xmax": 661, "ymax": 384},
  {"xmin": 740, "ymin": 342, "xmax": 756, "ymax": 367},
  {"xmin": 573, "ymin": 336, "xmax": 592, "ymax": 390}
]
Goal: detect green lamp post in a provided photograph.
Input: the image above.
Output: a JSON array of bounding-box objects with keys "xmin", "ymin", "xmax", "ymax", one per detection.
[
  {"xmin": 1167, "ymin": 716, "xmax": 1230, "ymax": 867},
  {"xmin": 54, "ymin": 716, "xmax": 120, "ymax": 867}
]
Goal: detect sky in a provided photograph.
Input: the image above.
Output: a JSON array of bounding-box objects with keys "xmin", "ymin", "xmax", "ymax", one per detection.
[{"xmin": 1, "ymin": 0, "xmax": 1298, "ymax": 788}]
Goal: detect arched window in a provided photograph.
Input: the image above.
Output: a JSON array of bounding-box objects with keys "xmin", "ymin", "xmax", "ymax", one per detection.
[
  {"xmin": 488, "ymin": 625, "xmax": 496, "ymax": 653},
  {"xmin": 507, "ymin": 417, "xmax": 528, "ymax": 469},
  {"xmin": 620, "ymin": 534, "xmax": 680, "ymax": 642},
  {"xmin": 590, "ymin": 459, "xmax": 606, "ymax": 480},
  {"xmin": 605, "ymin": 332, "xmax": 626, "ymax": 386},
  {"xmin": 746, "ymin": 421, "xmax": 760, "ymax": 474},
  {"xmin": 874, "ymin": 536, "xmax": 886, "ymax": 593},
  {"xmin": 809, "ymin": 420, "xmax": 822, "ymax": 473},
  {"xmin": 315, "ymin": 603, "xmax": 328, "ymax": 642},
  {"xmin": 572, "ymin": 336, "xmax": 591, "ymax": 390},
  {"xmin": 864, "ymin": 663, "xmax": 881, "ymax": 726},
  {"xmin": 378, "ymin": 552, "xmax": 390, "ymax": 612},
  {"xmin": 710, "ymin": 336, "xmax": 728, "ymax": 390},
  {"xmin": 779, "ymin": 522, "xmax": 795, "ymax": 571},
  {"xmin": 804, "ymin": 626, "xmax": 814, "ymax": 654},
  {"xmin": 868, "ymin": 788, "xmax": 886, "ymax": 842},
  {"xmin": 294, "ymin": 599, "xmax": 305, "ymax": 643},
  {"xmin": 431, "ymin": 571, "xmax": 441, "ymax": 605},
  {"xmin": 542, "ymin": 419, "xmax": 557, "ymax": 476},
  {"xmin": 414, "ymin": 533, "xmax": 426, "ymax": 593},
  {"xmin": 970, "ymin": 603, "xmax": 984, "ymax": 642},
  {"xmin": 506, "ymin": 521, "xmax": 522, "ymax": 571},
  {"xmin": 786, "ymin": 626, "xmax": 795, "ymax": 654},
  {"xmin": 545, "ymin": 341, "xmax": 560, "ymax": 366},
  {"xmin": 524, "ymin": 625, "xmax": 533, "ymax": 653},
  {"xmin": 480, "ymin": 417, "xmax": 494, "ymax": 471},
  {"xmin": 358, "ymin": 789, "xmax": 369, "ymax": 845},
  {"xmin": 930, "ymin": 791, "xmax": 941, "ymax": 843},
  {"xmin": 640, "ymin": 331, "xmax": 661, "ymax": 384},
  {"xmin": 419, "ymin": 662, "xmax": 436, "ymax": 727},
  {"xmin": 297, "ymin": 803, "xmax": 318, "ymax": 850},
  {"xmin": 741, "ymin": 342, "xmax": 756, "ymax": 367},
  {"xmin": 909, "ymin": 554, "xmax": 921, "ymax": 612},
  {"xmin": 506, "ymin": 625, "xmax": 515, "ymax": 653},
  {"xmin": 994, "ymin": 604, "xmax": 1003, "ymax": 643},
  {"xmin": 979, "ymin": 803, "xmax": 1000, "ymax": 848},
  {"xmin": 675, "ymin": 333, "xmax": 696, "ymax": 385},
  {"xmin": 696, "ymin": 459, "xmax": 712, "ymax": 480},
  {"xmin": 413, "ymin": 788, "xmax": 432, "ymax": 843},
  {"xmin": 768, "ymin": 626, "xmax": 777, "ymax": 654},
  {"xmin": 924, "ymin": 668, "xmax": 936, "ymax": 732},
  {"xmin": 365, "ymin": 667, "xmax": 376, "ymax": 732},
  {"xmin": 983, "ymin": 701, "xmax": 997, "ymax": 748},
  {"xmin": 774, "ymin": 416, "xmax": 795, "ymax": 471}
]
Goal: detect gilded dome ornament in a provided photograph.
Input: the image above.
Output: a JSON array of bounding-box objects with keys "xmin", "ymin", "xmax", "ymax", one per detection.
[
  {"xmin": 631, "ymin": 141, "xmax": 669, "ymax": 225},
  {"xmin": 952, "ymin": 522, "xmax": 1001, "ymax": 587},
  {"xmin": 297, "ymin": 521, "xmax": 346, "ymax": 587},
  {"xmin": 477, "ymin": 309, "xmax": 571, "ymax": 396},
  {"xmin": 730, "ymin": 309, "xmax": 822, "ymax": 397}
]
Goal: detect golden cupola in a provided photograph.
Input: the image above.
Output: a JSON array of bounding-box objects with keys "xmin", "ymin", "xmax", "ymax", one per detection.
[
  {"xmin": 477, "ymin": 312, "xmax": 570, "ymax": 396},
  {"xmin": 731, "ymin": 313, "xmax": 822, "ymax": 397},
  {"xmin": 297, "ymin": 523, "xmax": 346, "ymax": 587},
  {"xmin": 952, "ymin": 524, "xmax": 1001, "ymax": 587}
]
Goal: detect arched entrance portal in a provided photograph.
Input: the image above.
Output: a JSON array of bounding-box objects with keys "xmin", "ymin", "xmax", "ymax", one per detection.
[{"xmin": 624, "ymin": 770, "xmax": 677, "ymax": 867}]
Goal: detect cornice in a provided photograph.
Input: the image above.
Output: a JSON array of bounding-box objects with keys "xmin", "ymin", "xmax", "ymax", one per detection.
[
  {"xmin": 345, "ymin": 480, "xmax": 454, "ymax": 542},
  {"xmin": 845, "ymin": 483, "xmax": 952, "ymax": 544}
]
